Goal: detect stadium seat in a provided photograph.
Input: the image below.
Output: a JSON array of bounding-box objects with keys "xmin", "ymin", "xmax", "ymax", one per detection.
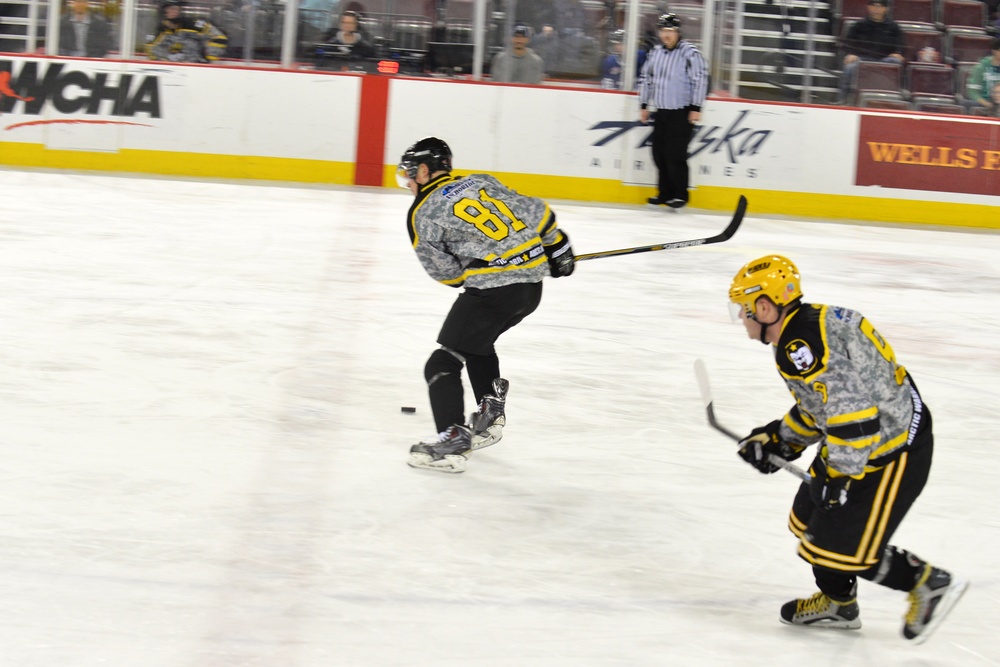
[
  {"xmin": 914, "ymin": 100, "xmax": 965, "ymax": 112},
  {"xmin": 946, "ymin": 31, "xmax": 994, "ymax": 63},
  {"xmin": 855, "ymin": 60, "xmax": 905, "ymax": 98},
  {"xmin": 444, "ymin": 0, "xmax": 473, "ymax": 21},
  {"xmin": 893, "ymin": 0, "xmax": 936, "ymax": 28},
  {"xmin": 906, "ymin": 63, "xmax": 957, "ymax": 102},
  {"xmin": 391, "ymin": 0, "xmax": 435, "ymax": 21},
  {"xmin": 901, "ymin": 27, "xmax": 944, "ymax": 62},
  {"xmin": 862, "ymin": 97, "xmax": 912, "ymax": 109},
  {"xmin": 940, "ymin": 0, "xmax": 988, "ymax": 32}
]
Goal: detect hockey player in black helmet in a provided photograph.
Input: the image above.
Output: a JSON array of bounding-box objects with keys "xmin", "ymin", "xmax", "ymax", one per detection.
[
  {"xmin": 638, "ymin": 12, "xmax": 708, "ymax": 210},
  {"xmin": 600, "ymin": 29, "xmax": 647, "ymax": 90},
  {"xmin": 729, "ymin": 254, "xmax": 968, "ymax": 643},
  {"xmin": 398, "ymin": 137, "xmax": 574, "ymax": 473}
]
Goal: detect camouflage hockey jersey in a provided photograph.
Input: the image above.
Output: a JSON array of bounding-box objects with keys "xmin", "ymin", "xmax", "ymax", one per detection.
[
  {"xmin": 407, "ymin": 173, "xmax": 566, "ymax": 289},
  {"xmin": 773, "ymin": 303, "xmax": 924, "ymax": 479},
  {"xmin": 146, "ymin": 17, "xmax": 228, "ymax": 63}
]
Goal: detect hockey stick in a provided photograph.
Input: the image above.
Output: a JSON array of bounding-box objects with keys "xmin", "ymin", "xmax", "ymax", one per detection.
[
  {"xmin": 574, "ymin": 195, "xmax": 747, "ymax": 263},
  {"xmin": 693, "ymin": 358, "xmax": 811, "ymax": 482}
]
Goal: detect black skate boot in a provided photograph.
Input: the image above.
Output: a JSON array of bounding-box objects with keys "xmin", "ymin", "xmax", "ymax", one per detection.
[
  {"xmin": 780, "ymin": 591, "xmax": 862, "ymax": 630},
  {"xmin": 469, "ymin": 378, "xmax": 509, "ymax": 451},
  {"xmin": 902, "ymin": 564, "xmax": 969, "ymax": 644},
  {"xmin": 407, "ymin": 424, "xmax": 473, "ymax": 473}
]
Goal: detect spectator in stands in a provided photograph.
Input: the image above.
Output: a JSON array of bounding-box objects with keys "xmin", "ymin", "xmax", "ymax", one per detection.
[
  {"xmin": 59, "ymin": 0, "xmax": 112, "ymax": 58},
  {"xmin": 316, "ymin": 9, "xmax": 374, "ymax": 60},
  {"xmin": 965, "ymin": 38, "xmax": 1000, "ymax": 112},
  {"xmin": 600, "ymin": 29, "xmax": 625, "ymax": 89},
  {"xmin": 600, "ymin": 29, "xmax": 646, "ymax": 89},
  {"xmin": 532, "ymin": 24, "xmax": 559, "ymax": 69},
  {"xmin": 838, "ymin": 0, "xmax": 904, "ymax": 104},
  {"xmin": 146, "ymin": 0, "xmax": 228, "ymax": 63},
  {"xmin": 983, "ymin": 0, "xmax": 1000, "ymax": 29},
  {"xmin": 491, "ymin": 24, "xmax": 544, "ymax": 84}
]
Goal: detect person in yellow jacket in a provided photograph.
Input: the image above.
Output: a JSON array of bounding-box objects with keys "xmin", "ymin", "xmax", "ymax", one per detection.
[{"xmin": 146, "ymin": 0, "xmax": 227, "ymax": 63}]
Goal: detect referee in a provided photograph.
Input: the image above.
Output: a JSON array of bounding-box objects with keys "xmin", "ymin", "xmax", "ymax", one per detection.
[{"xmin": 638, "ymin": 14, "xmax": 708, "ymax": 210}]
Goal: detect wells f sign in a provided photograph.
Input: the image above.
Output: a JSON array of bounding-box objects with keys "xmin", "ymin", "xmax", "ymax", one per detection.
[
  {"xmin": 857, "ymin": 115, "xmax": 1000, "ymax": 196},
  {"xmin": 0, "ymin": 60, "xmax": 161, "ymax": 118}
]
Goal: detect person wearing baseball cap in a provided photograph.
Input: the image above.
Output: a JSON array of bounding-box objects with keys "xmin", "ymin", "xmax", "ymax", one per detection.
[
  {"xmin": 491, "ymin": 24, "xmax": 545, "ymax": 84},
  {"xmin": 839, "ymin": 0, "xmax": 905, "ymax": 104}
]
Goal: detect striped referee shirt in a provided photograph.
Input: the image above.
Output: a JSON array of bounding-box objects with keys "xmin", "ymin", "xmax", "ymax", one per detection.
[{"xmin": 638, "ymin": 40, "xmax": 709, "ymax": 111}]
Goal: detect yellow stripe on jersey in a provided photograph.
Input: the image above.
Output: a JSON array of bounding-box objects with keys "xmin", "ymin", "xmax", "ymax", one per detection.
[
  {"xmin": 796, "ymin": 457, "xmax": 905, "ymax": 570},
  {"xmin": 536, "ymin": 205, "xmax": 555, "ymax": 234},
  {"xmin": 828, "ymin": 407, "xmax": 879, "ymax": 425},
  {"xmin": 440, "ymin": 240, "xmax": 549, "ymax": 286},
  {"xmin": 828, "ymin": 433, "xmax": 880, "ymax": 449},
  {"xmin": 870, "ymin": 430, "xmax": 908, "ymax": 459},
  {"xmin": 784, "ymin": 411, "xmax": 820, "ymax": 439}
]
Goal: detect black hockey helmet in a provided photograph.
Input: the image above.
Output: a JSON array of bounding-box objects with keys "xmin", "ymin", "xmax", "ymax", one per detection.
[
  {"xmin": 398, "ymin": 137, "xmax": 453, "ymax": 182},
  {"xmin": 609, "ymin": 29, "xmax": 626, "ymax": 43},
  {"xmin": 657, "ymin": 13, "xmax": 681, "ymax": 30}
]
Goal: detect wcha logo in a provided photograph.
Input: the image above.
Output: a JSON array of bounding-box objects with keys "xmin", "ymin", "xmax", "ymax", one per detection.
[{"xmin": 1, "ymin": 60, "xmax": 161, "ymax": 131}]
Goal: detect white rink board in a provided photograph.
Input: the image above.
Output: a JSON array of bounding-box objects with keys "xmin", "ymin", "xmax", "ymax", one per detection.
[
  {"xmin": 0, "ymin": 58, "xmax": 361, "ymax": 162},
  {"xmin": 1, "ymin": 56, "xmax": 998, "ymax": 211},
  {"xmin": 385, "ymin": 78, "xmax": 638, "ymax": 181}
]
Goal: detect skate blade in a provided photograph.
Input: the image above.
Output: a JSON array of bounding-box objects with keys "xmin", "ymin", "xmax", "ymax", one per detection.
[
  {"xmin": 470, "ymin": 426, "xmax": 503, "ymax": 451},
  {"xmin": 780, "ymin": 617, "xmax": 862, "ymax": 630},
  {"xmin": 407, "ymin": 452, "xmax": 467, "ymax": 473},
  {"xmin": 909, "ymin": 578, "xmax": 969, "ymax": 645}
]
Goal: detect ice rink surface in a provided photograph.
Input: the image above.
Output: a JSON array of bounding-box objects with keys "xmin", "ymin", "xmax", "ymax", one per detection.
[{"xmin": 2, "ymin": 168, "xmax": 998, "ymax": 667}]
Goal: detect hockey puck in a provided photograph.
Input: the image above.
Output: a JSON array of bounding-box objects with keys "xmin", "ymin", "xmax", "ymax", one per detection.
[{"xmin": 401, "ymin": 406, "xmax": 416, "ymax": 413}]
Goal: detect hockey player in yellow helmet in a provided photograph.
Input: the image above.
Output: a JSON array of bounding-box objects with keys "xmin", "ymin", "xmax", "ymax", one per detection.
[
  {"xmin": 727, "ymin": 253, "xmax": 967, "ymax": 643},
  {"xmin": 728, "ymin": 254, "xmax": 802, "ymax": 344}
]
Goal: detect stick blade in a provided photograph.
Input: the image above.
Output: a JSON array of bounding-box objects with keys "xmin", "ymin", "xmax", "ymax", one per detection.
[
  {"xmin": 693, "ymin": 358, "xmax": 713, "ymax": 409},
  {"xmin": 693, "ymin": 358, "xmax": 742, "ymax": 442}
]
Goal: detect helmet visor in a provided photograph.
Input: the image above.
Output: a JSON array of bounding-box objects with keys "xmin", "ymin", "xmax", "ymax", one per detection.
[
  {"xmin": 728, "ymin": 300, "xmax": 749, "ymax": 323},
  {"xmin": 395, "ymin": 167, "xmax": 412, "ymax": 189}
]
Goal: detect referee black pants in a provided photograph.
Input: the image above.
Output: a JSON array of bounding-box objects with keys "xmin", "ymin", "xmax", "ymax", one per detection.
[{"xmin": 651, "ymin": 108, "xmax": 695, "ymax": 203}]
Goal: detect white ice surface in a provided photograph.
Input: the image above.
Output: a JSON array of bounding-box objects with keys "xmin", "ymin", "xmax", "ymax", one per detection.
[{"xmin": 1, "ymin": 169, "xmax": 998, "ymax": 667}]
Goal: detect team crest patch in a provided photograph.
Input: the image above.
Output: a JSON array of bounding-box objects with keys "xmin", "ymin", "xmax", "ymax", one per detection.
[{"xmin": 786, "ymin": 339, "xmax": 817, "ymax": 373}]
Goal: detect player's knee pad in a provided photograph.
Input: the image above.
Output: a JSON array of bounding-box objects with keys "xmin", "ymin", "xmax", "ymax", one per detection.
[{"xmin": 425, "ymin": 347, "xmax": 464, "ymax": 386}]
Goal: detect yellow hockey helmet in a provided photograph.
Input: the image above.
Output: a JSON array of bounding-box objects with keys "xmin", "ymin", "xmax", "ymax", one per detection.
[{"xmin": 729, "ymin": 255, "xmax": 802, "ymax": 319}]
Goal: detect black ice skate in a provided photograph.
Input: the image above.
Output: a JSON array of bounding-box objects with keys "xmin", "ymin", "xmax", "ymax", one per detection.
[
  {"xmin": 469, "ymin": 378, "xmax": 509, "ymax": 451},
  {"xmin": 902, "ymin": 564, "xmax": 969, "ymax": 644},
  {"xmin": 407, "ymin": 424, "xmax": 473, "ymax": 473},
  {"xmin": 779, "ymin": 591, "xmax": 862, "ymax": 630}
]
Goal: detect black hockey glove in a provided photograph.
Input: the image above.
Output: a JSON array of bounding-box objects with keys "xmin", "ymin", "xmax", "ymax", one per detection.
[
  {"xmin": 810, "ymin": 472, "xmax": 853, "ymax": 510},
  {"xmin": 737, "ymin": 420, "xmax": 803, "ymax": 474},
  {"xmin": 543, "ymin": 232, "xmax": 575, "ymax": 278}
]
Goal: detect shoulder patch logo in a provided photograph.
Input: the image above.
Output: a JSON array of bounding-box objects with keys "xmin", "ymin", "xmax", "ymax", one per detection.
[{"xmin": 785, "ymin": 339, "xmax": 817, "ymax": 373}]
